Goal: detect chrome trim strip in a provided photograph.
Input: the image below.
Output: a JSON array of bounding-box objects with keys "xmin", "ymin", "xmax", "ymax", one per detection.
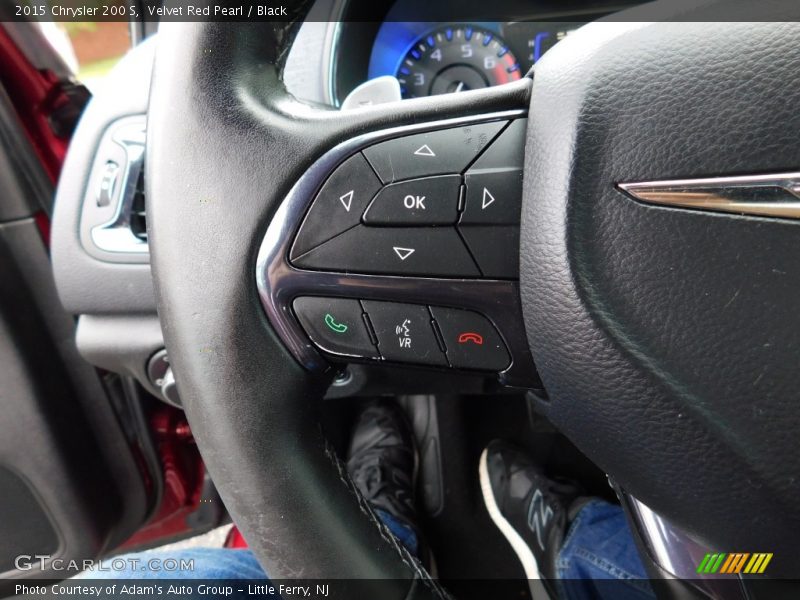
[
  {"xmin": 90, "ymin": 118, "xmax": 149, "ymax": 254},
  {"xmin": 622, "ymin": 494, "xmax": 747, "ymax": 599},
  {"xmin": 255, "ymin": 109, "xmax": 536, "ymax": 385},
  {"xmin": 323, "ymin": 1, "xmax": 346, "ymax": 107},
  {"xmin": 619, "ymin": 172, "xmax": 800, "ymax": 220}
]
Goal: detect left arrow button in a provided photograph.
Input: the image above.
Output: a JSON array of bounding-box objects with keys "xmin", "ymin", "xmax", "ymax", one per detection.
[{"xmin": 291, "ymin": 153, "xmax": 382, "ymax": 259}]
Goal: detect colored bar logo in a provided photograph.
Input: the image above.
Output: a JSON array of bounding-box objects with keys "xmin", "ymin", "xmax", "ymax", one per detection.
[{"xmin": 696, "ymin": 553, "xmax": 772, "ymax": 574}]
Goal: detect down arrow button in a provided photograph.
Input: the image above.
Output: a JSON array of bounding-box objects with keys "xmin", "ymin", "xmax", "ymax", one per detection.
[{"xmin": 293, "ymin": 226, "xmax": 480, "ymax": 277}]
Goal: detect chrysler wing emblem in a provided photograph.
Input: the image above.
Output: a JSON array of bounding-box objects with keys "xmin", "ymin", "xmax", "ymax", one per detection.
[{"xmin": 618, "ymin": 172, "xmax": 800, "ymax": 220}]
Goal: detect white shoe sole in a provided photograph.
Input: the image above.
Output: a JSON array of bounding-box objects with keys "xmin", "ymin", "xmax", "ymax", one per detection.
[{"xmin": 479, "ymin": 447, "xmax": 553, "ymax": 600}]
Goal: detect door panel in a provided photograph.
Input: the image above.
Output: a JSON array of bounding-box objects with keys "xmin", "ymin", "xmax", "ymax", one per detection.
[{"xmin": 0, "ymin": 29, "xmax": 150, "ymax": 579}]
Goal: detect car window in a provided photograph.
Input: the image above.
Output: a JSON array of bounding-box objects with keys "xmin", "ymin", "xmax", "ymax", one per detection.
[{"xmin": 38, "ymin": 21, "xmax": 131, "ymax": 91}]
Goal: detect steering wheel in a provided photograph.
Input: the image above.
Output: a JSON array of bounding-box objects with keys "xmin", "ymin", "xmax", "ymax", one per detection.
[{"xmin": 146, "ymin": 4, "xmax": 800, "ymax": 596}]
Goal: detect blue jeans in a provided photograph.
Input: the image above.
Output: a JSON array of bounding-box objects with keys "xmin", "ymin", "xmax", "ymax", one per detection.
[
  {"xmin": 79, "ymin": 501, "xmax": 653, "ymax": 600},
  {"xmin": 556, "ymin": 500, "xmax": 655, "ymax": 600},
  {"xmin": 77, "ymin": 508, "xmax": 417, "ymax": 581}
]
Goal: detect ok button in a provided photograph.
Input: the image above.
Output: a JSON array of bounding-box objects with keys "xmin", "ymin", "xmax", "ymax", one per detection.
[{"xmin": 363, "ymin": 175, "xmax": 460, "ymax": 225}]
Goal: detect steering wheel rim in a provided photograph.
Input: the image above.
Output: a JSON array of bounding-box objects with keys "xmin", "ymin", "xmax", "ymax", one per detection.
[{"xmin": 146, "ymin": 17, "xmax": 529, "ymax": 593}]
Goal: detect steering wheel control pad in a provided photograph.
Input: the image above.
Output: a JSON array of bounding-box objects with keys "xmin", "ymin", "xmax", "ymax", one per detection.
[
  {"xmin": 289, "ymin": 119, "xmax": 526, "ymax": 279},
  {"xmin": 293, "ymin": 297, "xmax": 510, "ymax": 371},
  {"xmin": 257, "ymin": 110, "xmax": 535, "ymax": 385}
]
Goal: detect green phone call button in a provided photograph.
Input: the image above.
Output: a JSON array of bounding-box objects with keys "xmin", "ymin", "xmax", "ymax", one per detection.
[{"xmin": 293, "ymin": 297, "xmax": 379, "ymax": 358}]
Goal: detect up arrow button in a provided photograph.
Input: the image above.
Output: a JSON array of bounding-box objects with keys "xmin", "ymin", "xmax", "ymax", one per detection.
[{"xmin": 363, "ymin": 121, "xmax": 507, "ymax": 183}]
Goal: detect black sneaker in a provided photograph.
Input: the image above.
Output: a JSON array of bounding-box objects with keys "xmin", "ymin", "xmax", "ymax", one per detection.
[
  {"xmin": 479, "ymin": 440, "xmax": 584, "ymax": 583},
  {"xmin": 346, "ymin": 400, "xmax": 419, "ymax": 539}
]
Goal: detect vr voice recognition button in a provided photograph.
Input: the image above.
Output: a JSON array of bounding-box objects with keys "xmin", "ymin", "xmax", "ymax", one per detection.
[{"xmin": 361, "ymin": 301, "xmax": 447, "ymax": 366}]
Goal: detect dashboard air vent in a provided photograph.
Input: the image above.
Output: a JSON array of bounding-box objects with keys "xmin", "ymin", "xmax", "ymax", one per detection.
[{"xmin": 130, "ymin": 170, "xmax": 147, "ymax": 242}]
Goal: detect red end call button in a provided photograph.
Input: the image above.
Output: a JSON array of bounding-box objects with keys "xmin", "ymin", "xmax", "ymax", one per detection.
[{"xmin": 429, "ymin": 306, "xmax": 510, "ymax": 371}]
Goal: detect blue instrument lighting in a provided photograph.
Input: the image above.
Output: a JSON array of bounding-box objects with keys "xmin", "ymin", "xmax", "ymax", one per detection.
[
  {"xmin": 368, "ymin": 21, "xmax": 503, "ymax": 82},
  {"xmin": 365, "ymin": 18, "xmax": 584, "ymax": 100},
  {"xmin": 533, "ymin": 31, "xmax": 551, "ymax": 62}
]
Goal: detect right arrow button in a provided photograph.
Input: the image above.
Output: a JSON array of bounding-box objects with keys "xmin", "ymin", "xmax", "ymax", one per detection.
[
  {"xmin": 481, "ymin": 187, "xmax": 496, "ymax": 210},
  {"xmin": 460, "ymin": 118, "xmax": 526, "ymax": 225},
  {"xmin": 462, "ymin": 170, "xmax": 522, "ymax": 224}
]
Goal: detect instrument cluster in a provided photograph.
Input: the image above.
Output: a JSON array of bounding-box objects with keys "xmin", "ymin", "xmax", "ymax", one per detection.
[{"xmin": 368, "ymin": 21, "xmax": 583, "ymax": 99}]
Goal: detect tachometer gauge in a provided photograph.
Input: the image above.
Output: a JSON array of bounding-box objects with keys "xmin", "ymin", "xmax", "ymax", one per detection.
[{"xmin": 396, "ymin": 25, "xmax": 522, "ymax": 99}]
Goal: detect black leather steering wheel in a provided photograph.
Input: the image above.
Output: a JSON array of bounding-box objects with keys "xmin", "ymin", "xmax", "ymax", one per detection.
[{"xmin": 146, "ymin": 3, "xmax": 800, "ymax": 595}]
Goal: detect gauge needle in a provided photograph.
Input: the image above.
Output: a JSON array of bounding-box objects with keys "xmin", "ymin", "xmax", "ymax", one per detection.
[{"xmin": 454, "ymin": 81, "xmax": 465, "ymax": 93}]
